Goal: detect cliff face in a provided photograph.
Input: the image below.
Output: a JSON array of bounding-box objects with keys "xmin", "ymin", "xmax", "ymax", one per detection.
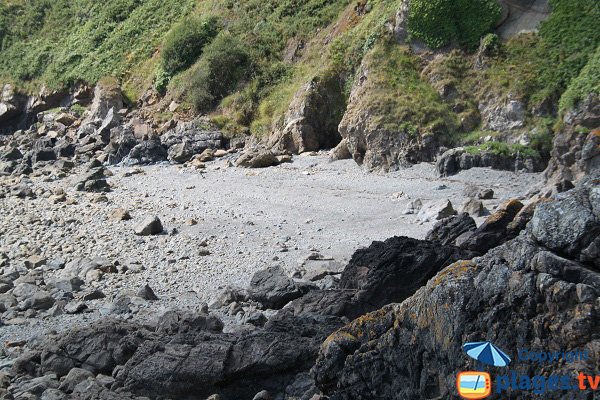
[{"xmin": 544, "ymin": 94, "xmax": 600, "ymax": 193}]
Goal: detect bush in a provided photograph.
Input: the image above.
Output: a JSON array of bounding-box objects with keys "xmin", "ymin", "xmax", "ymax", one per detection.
[
  {"xmin": 407, "ymin": 0, "xmax": 501, "ymax": 49},
  {"xmin": 185, "ymin": 33, "xmax": 250, "ymax": 112},
  {"xmin": 160, "ymin": 16, "xmax": 219, "ymax": 75},
  {"xmin": 559, "ymin": 45, "xmax": 600, "ymax": 112}
]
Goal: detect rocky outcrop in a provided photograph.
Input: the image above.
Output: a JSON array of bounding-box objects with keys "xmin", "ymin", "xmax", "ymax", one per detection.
[
  {"xmin": 268, "ymin": 75, "xmax": 345, "ymax": 154},
  {"xmin": 339, "ymin": 236, "xmax": 477, "ymax": 313},
  {"xmin": 84, "ymin": 79, "xmax": 123, "ymax": 123},
  {"xmin": 478, "ymin": 96, "xmax": 526, "ymax": 131},
  {"xmin": 0, "ymin": 84, "xmax": 27, "ymax": 130},
  {"xmin": 544, "ymin": 94, "xmax": 600, "ymax": 193},
  {"xmin": 313, "ymin": 175, "xmax": 600, "ymax": 399},
  {"xmin": 161, "ymin": 119, "xmax": 223, "ymax": 164},
  {"xmin": 337, "ymin": 54, "xmax": 450, "ymax": 171},
  {"xmin": 5, "ymin": 232, "xmax": 481, "ymax": 400},
  {"xmin": 437, "ymin": 146, "xmax": 546, "ymax": 176}
]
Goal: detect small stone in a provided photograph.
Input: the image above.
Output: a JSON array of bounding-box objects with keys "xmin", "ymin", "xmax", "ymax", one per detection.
[
  {"xmin": 59, "ymin": 368, "xmax": 94, "ymax": 393},
  {"xmin": 110, "ymin": 208, "xmax": 131, "ymax": 221},
  {"xmin": 136, "ymin": 284, "xmax": 159, "ymax": 301},
  {"xmin": 24, "ymin": 255, "xmax": 47, "ymax": 269},
  {"xmin": 185, "ymin": 218, "xmax": 198, "ymax": 226},
  {"xmin": 461, "ymin": 198, "xmax": 486, "ymax": 217},
  {"xmin": 64, "ymin": 301, "xmax": 87, "ymax": 314},
  {"xmin": 134, "ymin": 216, "xmax": 163, "ymax": 236},
  {"xmin": 478, "ymin": 189, "xmax": 494, "ymax": 199}
]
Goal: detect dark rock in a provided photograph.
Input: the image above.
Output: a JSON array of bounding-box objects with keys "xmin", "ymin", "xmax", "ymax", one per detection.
[
  {"xmin": 104, "ymin": 126, "xmax": 137, "ymax": 165},
  {"xmin": 124, "ymin": 137, "xmax": 167, "ymax": 165},
  {"xmin": 59, "ymin": 368, "xmax": 94, "ymax": 393},
  {"xmin": 21, "ymin": 291, "xmax": 55, "ymax": 311},
  {"xmin": 313, "ymin": 177, "xmax": 600, "ymax": 400},
  {"xmin": 248, "ymin": 265, "xmax": 303, "ymax": 309},
  {"xmin": 136, "ymin": 284, "xmax": 158, "ymax": 301},
  {"xmin": 134, "ymin": 216, "xmax": 163, "ymax": 236},
  {"xmin": 530, "ymin": 181, "xmax": 599, "ymax": 268},
  {"xmin": 437, "ymin": 147, "xmax": 546, "ymax": 176},
  {"xmin": 74, "ymin": 167, "xmax": 110, "ymax": 193},
  {"xmin": 460, "ymin": 199, "xmax": 524, "ymax": 254},
  {"xmin": 426, "ymin": 213, "xmax": 477, "ymax": 246},
  {"xmin": 0, "ymin": 147, "xmax": 23, "ymax": 161},
  {"xmin": 64, "ymin": 301, "xmax": 88, "ymax": 315},
  {"xmin": 478, "ymin": 188, "xmax": 494, "ymax": 199},
  {"xmin": 339, "ymin": 236, "xmax": 477, "ymax": 311}
]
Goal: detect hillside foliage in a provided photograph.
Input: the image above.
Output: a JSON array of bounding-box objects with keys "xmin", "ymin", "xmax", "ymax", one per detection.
[{"xmin": 0, "ymin": 0, "xmax": 598, "ymax": 144}]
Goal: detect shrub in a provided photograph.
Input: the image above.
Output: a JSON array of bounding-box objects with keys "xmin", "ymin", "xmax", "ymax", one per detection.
[
  {"xmin": 153, "ymin": 66, "xmax": 171, "ymax": 94},
  {"xmin": 407, "ymin": 0, "xmax": 501, "ymax": 49},
  {"xmin": 160, "ymin": 16, "xmax": 219, "ymax": 75},
  {"xmin": 185, "ymin": 33, "xmax": 250, "ymax": 112},
  {"xmin": 559, "ymin": 45, "xmax": 600, "ymax": 112}
]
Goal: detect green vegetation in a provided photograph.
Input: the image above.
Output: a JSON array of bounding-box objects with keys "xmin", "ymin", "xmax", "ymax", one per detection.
[
  {"xmin": 559, "ymin": 45, "xmax": 600, "ymax": 112},
  {"xmin": 535, "ymin": 0, "xmax": 600, "ymax": 105},
  {"xmin": 407, "ymin": 0, "xmax": 501, "ymax": 49},
  {"xmin": 361, "ymin": 41, "xmax": 457, "ymax": 135},
  {"xmin": 0, "ymin": 0, "xmax": 597, "ymax": 148},
  {"xmin": 160, "ymin": 16, "xmax": 219, "ymax": 76},
  {"xmin": 465, "ymin": 142, "xmax": 541, "ymax": 159},
  {"xmin": 0, "ymin": 0, "xmax": 195, "ymax": 90},
  {"xmin": 183, "ymin": 33, "xmax": 250, "ymax": 112}
]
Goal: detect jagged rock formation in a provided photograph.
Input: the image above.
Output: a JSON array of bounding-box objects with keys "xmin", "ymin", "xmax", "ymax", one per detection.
[
  {"xmin": 313, "ymin": 175, "xmax": 599, "ymax": 399},
  {"xmin": 267, "ymin": 75, "xmax": 345, "ymax": 154}
]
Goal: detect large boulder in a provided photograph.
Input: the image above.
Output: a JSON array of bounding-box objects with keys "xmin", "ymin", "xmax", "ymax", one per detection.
[
  {"xmin": 314, "ymin": 176, "xmax": 600, "ymax": 400},
  {"xmin": 425, "ymin": 213, "xmax": 477, "ymax": 246},
  {"xmin": 459, "ymin": 199, "xmax": 524, "ymax": 254},
  {"xmin": 248, "ymin": 265, "xmax": 304, "ymax": 309},
  {"xmin": 124, "ymin": 137, "xmax": 167, "ymax": 165},
  {"xmin": 104, "ymin": 126, "xmax": 138, "ymax": 164},
  {"xmin": 339, "ymin": 236, "xmax": 477, "ymax": 312},
  {"xmin": 235, "ymin": 148, "xmax": 279, "ymax": 168},
  {"xmin": 267, "ymin": 75, "xmax": 344, "ymax": 154}
]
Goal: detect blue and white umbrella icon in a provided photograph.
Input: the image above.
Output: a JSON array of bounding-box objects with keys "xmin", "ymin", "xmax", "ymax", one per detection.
[{"xmin": 463, "ymin": 342, "xmax": 511, "ymax": 367}]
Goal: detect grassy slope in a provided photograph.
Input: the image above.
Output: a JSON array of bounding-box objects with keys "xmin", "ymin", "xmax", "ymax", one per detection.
[{"xmin": 0, "ymin": 0, "xmax": 597, "ymax": 147}]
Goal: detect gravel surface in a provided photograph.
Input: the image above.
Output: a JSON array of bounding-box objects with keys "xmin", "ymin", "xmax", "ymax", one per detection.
[{"xmin": 0, "ymin": 153, "xmax": 542, "ymax": 343}]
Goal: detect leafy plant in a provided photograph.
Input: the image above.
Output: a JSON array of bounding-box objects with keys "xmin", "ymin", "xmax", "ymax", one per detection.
[
  {"xmin": 160, "ymin": 16, "xmax": 219, "ymax": 75},
  {"xmin": 407, "ymin": 0, "xmax": 501, "ymax": 49},
  {"xmin": 184, "ymin": 33, "xmax": 250, "ymax": 112}
]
